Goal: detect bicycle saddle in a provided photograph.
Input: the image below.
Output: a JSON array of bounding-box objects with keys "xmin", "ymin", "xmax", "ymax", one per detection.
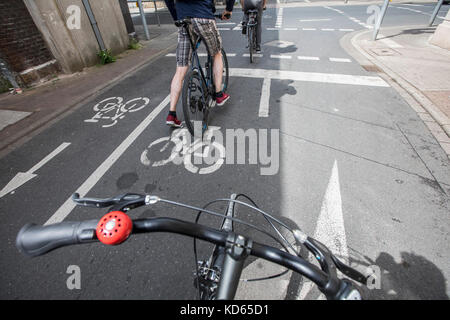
[{"xmin": 174, "ymin": 18, "xmax": 192, "ymax": 28}]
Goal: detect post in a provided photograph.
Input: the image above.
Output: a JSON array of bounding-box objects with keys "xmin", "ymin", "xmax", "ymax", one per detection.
[
  {"xmin": 372, "ymin": 0, "xmax": 390, "ymax": 41},
  {"xmin": 429, "ymin": 0, "xmax": 444, "ymax": 27},
  {"xmin": 153, "ymin": 0, "xmax": 161, "ymax": 27},
  {"xmin": 82, "ymin": 0, "xmax": 106, "ymax": 51},
  {"xmin": 137, "ymin": 0, "xmax": 150, "ymax": 40}
]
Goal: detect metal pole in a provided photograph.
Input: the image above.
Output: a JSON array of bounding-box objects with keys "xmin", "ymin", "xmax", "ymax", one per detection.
[
  {"xmin": 82, "ymin": 0, "xmax": 106, "ymax": 51},
  {"xmin": 153, "ymin": 0, "xmax": 160, "ymax": 27},
  {"xmin": 372, "ymin": 0, "xmax": 390, "ymax": 41},
  {"xmin": 137, "ymin": 0, "xmax": 150, "ymax": 40},
  {"xmin": 429, "ymin": 0, "xmax": 444, "ymax": 27}
]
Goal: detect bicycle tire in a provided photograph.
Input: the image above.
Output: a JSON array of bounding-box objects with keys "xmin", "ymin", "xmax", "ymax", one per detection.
[
  {"xmin": 219, "ymin": 48, "xmax": 229, "ymax": 93},
  {"xmin": 182, "ymin": 69, "xmax": 207, "ymax": 136},
  {"xmin": 248, "ymin": 27, "xmax": 254, "ymax": 63}
]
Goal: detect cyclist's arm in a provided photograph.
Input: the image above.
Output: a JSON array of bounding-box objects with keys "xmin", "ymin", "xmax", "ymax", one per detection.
[
  {"xmin": 225, "ymin": 0, "xmax": 235, "ymax": 13},
  {"xmin": 164, "ymin": 0, "xmax": 178, "ymax": 21}
]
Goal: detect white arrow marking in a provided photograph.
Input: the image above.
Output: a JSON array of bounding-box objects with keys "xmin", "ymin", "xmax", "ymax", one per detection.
[
  {"xmin": 0, "ymin": 142, "xmax": 71, "ymax": 198},
  {"xmin": 297, "ymin": 160, "xmax": 349, "ymax": 300}
]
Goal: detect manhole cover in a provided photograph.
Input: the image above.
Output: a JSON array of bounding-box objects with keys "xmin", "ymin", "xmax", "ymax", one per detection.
[{"xmin": 370, "ymin": 48, "xmax": 400, "ymax": 56}]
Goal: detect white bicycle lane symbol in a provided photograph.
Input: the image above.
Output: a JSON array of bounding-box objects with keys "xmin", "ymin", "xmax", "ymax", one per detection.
[
  {"xmin": 140, "ymin": 126, "xmax": 226, "ymax": 175},
  {"xmin": 84, "ymin": 96, "xmax": 150, "ymax": 128}
]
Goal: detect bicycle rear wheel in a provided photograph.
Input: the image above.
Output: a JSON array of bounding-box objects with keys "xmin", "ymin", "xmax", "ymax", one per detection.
[
  {"xmin": 248, "ymin": 27, "xmax": 254, "ymax": 63},
  {"xmin": 218, "ymin": 48, "xmax": 229, "ymax": 93},
  {"xmin": 182, "ymin": 69, "xmax": 208, "ymax": 136}
]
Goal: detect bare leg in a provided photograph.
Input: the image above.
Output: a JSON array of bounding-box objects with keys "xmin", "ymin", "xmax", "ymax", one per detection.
[
  {"xmin": 213, "ymin": 51, "xmax": 224, "ymax": 94},
  {"xmin": 169, "ymin": 66, "xmax": 189, "ymax": 112}
]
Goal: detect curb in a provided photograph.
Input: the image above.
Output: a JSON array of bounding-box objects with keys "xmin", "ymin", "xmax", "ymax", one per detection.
[
  {"xmin": 0, "ymin": 31, "xmax": 178, "ymax": 159},
  {"xmin": 342, "ymin": 27, "xmax": 450, "ymax": 138}
]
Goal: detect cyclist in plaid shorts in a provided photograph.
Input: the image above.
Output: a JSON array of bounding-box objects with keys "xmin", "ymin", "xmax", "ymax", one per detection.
[{"xmin": 164, "ymin": 0, "xmax": 235, "ymax": 127}]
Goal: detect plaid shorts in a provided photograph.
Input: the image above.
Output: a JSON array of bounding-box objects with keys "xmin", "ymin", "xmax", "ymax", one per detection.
[{"xmin": 176, "ymin": 18, "xmax": 223, "ymax": 67}]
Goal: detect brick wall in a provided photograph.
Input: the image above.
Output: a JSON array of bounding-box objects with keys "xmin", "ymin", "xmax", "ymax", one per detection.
[{"xmin": 0, "ymin": 0, "xmax": 60, "ymax": 86}]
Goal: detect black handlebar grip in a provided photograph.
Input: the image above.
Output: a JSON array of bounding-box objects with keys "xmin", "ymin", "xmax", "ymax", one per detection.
[{"xmin": 16, "ymin": 220, "xmax": 98, "ymax": 257}]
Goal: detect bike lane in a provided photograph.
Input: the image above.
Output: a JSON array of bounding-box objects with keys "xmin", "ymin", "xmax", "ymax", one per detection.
[{"xmin": 1, "ymin": 3, "xmax": 449, "ymax": 300}]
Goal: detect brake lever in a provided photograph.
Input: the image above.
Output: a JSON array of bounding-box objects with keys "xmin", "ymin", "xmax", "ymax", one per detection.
[
  {"xmin": 308, "ymin": 237, "xmax": 368, "ymax": 286},
  {"xmin": 72, "ymin": 193, "xmax": 119, "ymax": 208},
  {"xmin": 71, "ymin": 193, "xmax": 146, "ymax": 209}
]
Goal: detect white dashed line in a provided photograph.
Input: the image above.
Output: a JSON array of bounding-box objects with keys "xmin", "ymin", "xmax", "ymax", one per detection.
[
  {"xmin": 270, "ymin": 55, "xmax": 292, "ymax": 59},
  {"xmin": 297, "ymin": 56, "xmax": 320, "ymax": 61},
  {"xmin": 300, "ymin": 18, "xmax": 331, "ymax": 22},
  {"xmin": 329, "ymin": 57, "xmax": 352, "ymax": 63}
]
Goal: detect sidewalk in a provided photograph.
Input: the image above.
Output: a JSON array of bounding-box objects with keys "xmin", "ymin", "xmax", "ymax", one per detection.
[
  {"xmin": 0, "ymin": 24, "xmax": 177, "ymax": 159},
  {"xmin": 347, "ymin": 24, "xmax": 450, "ymax": 157}
]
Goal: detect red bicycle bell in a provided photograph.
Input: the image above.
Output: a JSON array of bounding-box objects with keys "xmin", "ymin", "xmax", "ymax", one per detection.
[{"xmin": 96, "ymin": 211, "xmax": 133, "ymax": 245}]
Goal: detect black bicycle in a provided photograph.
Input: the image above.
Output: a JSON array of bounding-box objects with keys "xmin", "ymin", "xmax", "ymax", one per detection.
[
  {"xmin": 245, "ymin": 9, "xmax": 259, "ymax": 63},
  {"xmin": 178, "ymin": 15, "xmax": 230, "ymax": 137},
  {"xmin": 16, "ymin": 192, "xmax": 368, "ymax": 300}
]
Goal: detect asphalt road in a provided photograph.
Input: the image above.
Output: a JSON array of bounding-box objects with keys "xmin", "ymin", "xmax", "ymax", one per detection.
[{"xmin": 0, "ymin": 1, "xmax": 449, "ymax": 300}]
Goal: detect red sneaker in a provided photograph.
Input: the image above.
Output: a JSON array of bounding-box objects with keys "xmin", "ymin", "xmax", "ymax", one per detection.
[
  {"xmin": 215, "ymin": 93, "xmax": 230, "ymax": 107},
  {"xmin": 166, "ymin": 114, "xmax": 183, "ymax": 128}
]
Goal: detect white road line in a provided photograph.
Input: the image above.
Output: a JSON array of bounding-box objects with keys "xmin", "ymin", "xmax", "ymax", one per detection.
[
  {"xmin": 270, "ymin": 55, "xmax": 292, "ymax": 59},
  {"xmin": 297, "ymin": 56, "xmax": 320, "ymax": 61},
  {"xmin": 259, "ymin": 77, "xmax": 271, "ymax": 117},
  {"xmin": 227, "ymin": 53, "xmax": 237, "ymax": 57},
  {"xmin": 243, "ymin": 53, "xmax": 263, "ymax": 58},
  {"xmin": 0, "ymin": 142, "xmax": 71, "ymax": 198},
  {"xmin": 329, "ymin": 57, "xmax": 352, "ymax": 63},
  {"xmin": 218, "ymin": 27, "xmax": 231, "ymax": 31},
  {"xmin": 166, "ymin": 53, "xmax": 176, "ymax": 57},
  {"xmin": 322, "ymin": 28, "xmax": 335, "ymax": 31},
  {"xmin": 267, "ymin": 28, "xmax": 278, "ymax": 30},
  {"xmin": 44, "ymin": 95, "xmax": 171, "ymax": 225},
  {"xmin": 302, "ymin": 28, "xmax": 316, "ymax": 31},
  {"xmin": 29, "ymin": 143, "xmax": 72, "ymax": 173},
  {"xmin": 339, "ymin": 28, "xmax": 354, "ymax": 32},
  {"xmin": 217, "ymin": 22, "xmax": 235, "ymax": 25},
  {"xmin": 300, "ymin": 18, "xmax": 331, "ymax": 22},
  {"xmin": 229, "ymin": 68, "xmax": 389, "ymax": 87},
  {"xmin": 284, "ymin": 28, "xmax": 298, "ymax": 31}
]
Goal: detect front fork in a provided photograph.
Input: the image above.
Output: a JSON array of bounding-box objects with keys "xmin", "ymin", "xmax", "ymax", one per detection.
[{"xmin": 215, "ymin": 233, "xmax": 253, "ymax": 300}]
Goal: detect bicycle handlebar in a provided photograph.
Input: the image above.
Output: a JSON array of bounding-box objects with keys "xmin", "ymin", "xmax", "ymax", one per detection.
[{"xmin": 16, "ymin": 217, "xmax": 362, "ymax": 299}]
